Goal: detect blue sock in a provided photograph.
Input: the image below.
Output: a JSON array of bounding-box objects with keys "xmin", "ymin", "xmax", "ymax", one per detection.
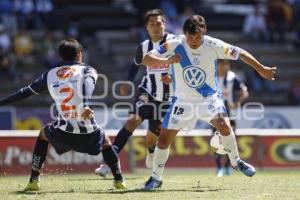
[
  {"xmin": 112, "ymin": 127, "xmax": 132, "ymax": 153},
  {"xmin": 30, "ymin": 137, "xmax": 48, "ymax": 181},
  {"xmin": 102, "ymin": 146, "xmax": 123, "ymax": 181}
]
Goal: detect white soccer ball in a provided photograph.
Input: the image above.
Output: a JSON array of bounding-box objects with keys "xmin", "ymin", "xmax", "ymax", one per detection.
[{"xmin": 210, "ymin": 132, "xmax": 227, "ymax": 155}]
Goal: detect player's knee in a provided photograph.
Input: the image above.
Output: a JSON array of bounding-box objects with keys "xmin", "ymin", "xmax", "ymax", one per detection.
[
  {"xmin": 157, "ymin": 134, "xmax": 171, "ymax": 149},
  {"xmin": 102, "ymin": 136, "xmax": 111, "ymax": 149},
  {"xmin": 149, "ymin": 122, "xmax": 161, "ymax": 137},
  {"xmin": 125, "ymin": 116, "xmax": 142, "ymax": 132},
  {"xmin": 218, "ymin": 124, "xmax": 231, "ymax": 136},
  {"xmin": 38, "ymin": 129, "xmax": 48, "ymax": 141}
]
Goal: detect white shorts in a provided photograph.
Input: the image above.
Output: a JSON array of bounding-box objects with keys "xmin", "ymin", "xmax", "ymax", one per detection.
[{"xmin": 162, "ymin": 93, "xmax": 227, "ymax": 130}]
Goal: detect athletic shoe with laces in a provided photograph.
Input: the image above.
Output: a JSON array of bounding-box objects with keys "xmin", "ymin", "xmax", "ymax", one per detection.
[
  {"xmin": 24, "ymin": 180, "xmax": 40, "ymax": 191},
  {"xmin": 145, "ymin": 153, "xmax": 154, "ymax": 169},
  {"xmin": 143, "ymin": 176, "xmax": 162, "ymax": 190},
  {"xmin": 234, "ymin": 160, "xmax": 256, "ymax": 177},
  {"xmin": 113, "ymin": 180, "xmax": 127, "ymax": 190},
  {"xmin": 95, "ymin": 164, "xmax": 111, "ymax": 178}
]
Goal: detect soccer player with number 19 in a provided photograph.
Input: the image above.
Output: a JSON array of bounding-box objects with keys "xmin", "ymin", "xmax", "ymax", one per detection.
[{"xmin": 142, "ymin": 15, "xmax": 277, "ymax": 190}]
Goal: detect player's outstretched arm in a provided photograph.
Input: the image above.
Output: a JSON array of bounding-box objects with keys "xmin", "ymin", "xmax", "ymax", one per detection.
[
  {"xmin": 0, "ymin": 86, "xmax": 38, "ymax": 106},
  {"xmin": 142, "ymin": 53, "xmax": 181, "ymax": 67},
  {"xmin": 239, "ymin": 49, "xmax": 277, "ymax": 80},
  {"xmin": 0, "ymin": 73, "xmax": 47, "ymax": 106}
]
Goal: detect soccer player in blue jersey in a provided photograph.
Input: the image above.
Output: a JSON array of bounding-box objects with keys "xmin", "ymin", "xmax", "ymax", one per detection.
[
  {"xmin": 0, "ymin": 39, "xmax": 126, "ymax": 190},
  {"xmin": 141, "ymin": 15, "xmax": 277, "ymax": 190},
  {"xmin": 95, "ymin": 9, "xmax": 176, "ymax": 176}
]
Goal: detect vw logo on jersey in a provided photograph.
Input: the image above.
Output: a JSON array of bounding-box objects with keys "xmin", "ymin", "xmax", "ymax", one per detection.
[{"xmin": 182, "ymin": 66, "xmax": 206, "ymax": 88}]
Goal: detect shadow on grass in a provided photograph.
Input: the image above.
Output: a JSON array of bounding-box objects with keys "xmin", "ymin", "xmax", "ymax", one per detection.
[
  {"xmin": 12, "ymin": 187, "xmax": 227, "ymax": 195},
  {"xmin": 68, "ymin": 177, "xmax": 141, "ymax": 181}
]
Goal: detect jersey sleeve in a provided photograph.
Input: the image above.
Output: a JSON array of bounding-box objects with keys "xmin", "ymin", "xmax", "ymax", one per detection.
[
  {"xmin": 126, "ymin": 62, "xmax": 139, "ymax": 81},
  {"xmin": 133, "ymin": 43, "xmax": 144, "ymax": 65},
  {"xmin": 207, "ymin": 37, "xmax": 241, "ymax": 60},
  {"xmin": 29, "ymin": 72, "xmax": 48, "ymax": 94},
  {"xmin": 84, "ymin": 66, "xmax": 98, "ymax": 84},
  {"xmin": 83, "ymin": 76, "xmax": 96, "ymax": 107},
  {"xmin": 0, "ymin": 72, "xmax": 48, "ymax": 106},
  {"xmin": 150, "ymin": 39, "xmax": 179, "ymax": 58}
]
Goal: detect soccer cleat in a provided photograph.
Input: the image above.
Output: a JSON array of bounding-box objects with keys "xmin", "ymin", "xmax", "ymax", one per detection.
[
  {"xmin": 95, "ymin": 164, "xmax": 111, "ymax": 178},
  {"xmin": 234, "ymin": 160, "xmax": 256, "ymax": 177},
  {"xmin": 113, "ymin": 180, "xmax": 127, "ymax": 190},
  {"xmin": 24, "ymin": 180, "xmax": 40, "ymax": 191},
  {"xmin": 143, "ymin": 176, "xmax": 162, "ymax": 190},
  {"xmin": 216, "ymin": 168, "xmax": 224, "ymax": 177},
  {"xmin": 145, "ymin": 153, "xmax": 154, "ymax": 169}
]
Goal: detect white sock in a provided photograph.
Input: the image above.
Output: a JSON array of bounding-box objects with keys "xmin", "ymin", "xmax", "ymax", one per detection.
[
  {"xmin": 152, "ymin": 147, "xmax": 169, "ymax": 181},
  {"xmin": 98, "ymin": 153, "xmax": 104, "ymax": 165},
  {"xmin": 221, "ymin": 129, "xmax": 240, "ymax": 166}
]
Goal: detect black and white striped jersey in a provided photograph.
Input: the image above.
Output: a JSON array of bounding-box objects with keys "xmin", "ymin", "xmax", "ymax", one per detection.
[
  {"xmin": 47, "ymin": 62, "xmax": 99, "ymax": 134},
  {"xmin": 0, "ymin": 61, "xmax": 100, "ymax": 134},
  {"xmin": 134, "ymin": 33, "xmax": 176, "ymax": 102},
  {"xmin": 218, "ymin": 70, "xmax": 247, "ymax": 109}
]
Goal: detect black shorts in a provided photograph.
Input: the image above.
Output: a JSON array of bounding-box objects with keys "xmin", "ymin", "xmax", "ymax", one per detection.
[
  {"xmin": 44, "ymin": 124, "xmax": 105, "ymax": 155},
  {"xmin": 129, "ymin": 88, "xmax": 170, "ymax": 136}
]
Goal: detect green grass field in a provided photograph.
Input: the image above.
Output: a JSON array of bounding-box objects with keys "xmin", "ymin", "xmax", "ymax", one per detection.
[{"xmin": 1, "ymin": 169, "xmax": 300, "ymax": 200}]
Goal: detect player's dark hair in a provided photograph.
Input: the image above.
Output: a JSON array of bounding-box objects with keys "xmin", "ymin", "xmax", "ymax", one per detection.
[
  {"xmin": 183, "ymin": 15, "xmax": 206, "ymax": 35},
  {"xmin": 58, "ymin": 39, "xmax": 83, "ymax": 61},
  {"xmin": 144, "ymin": 9, "xmax": 166, "ymax": 25}
]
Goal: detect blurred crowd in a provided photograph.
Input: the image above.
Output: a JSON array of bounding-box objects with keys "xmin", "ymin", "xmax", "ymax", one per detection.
[
  {"xmin": 0, "ymin": 0, "xmax": 300, "ymax": 105},
  {"xmin": 0, "ymin": 0, "xmax": 81, "ymax": 85},
  {"xmin": 242, "ymin": 0, "xmax": 300, "ymax": 46},
  {"xmin": 0, "ymin": 0, "xmax": 55, "ymax": 84}
]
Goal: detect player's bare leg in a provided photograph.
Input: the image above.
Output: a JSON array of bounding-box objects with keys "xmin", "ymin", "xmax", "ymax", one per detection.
[
  {"xmin": 210, "ymin": 114, "xmax": 255, "ymax": 177},
  {"xmin": 143, "ymin": 128, "xmax": 178, "ymax": 190},
  {"xmin": 24, "ymin": 128, "xmax": 49, "ymax": 191}
]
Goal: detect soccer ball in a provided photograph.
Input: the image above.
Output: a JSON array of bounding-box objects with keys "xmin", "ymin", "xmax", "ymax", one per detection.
[{"xmin": 210, "ymin": 132, "xmax": 227, "ymax": 155}]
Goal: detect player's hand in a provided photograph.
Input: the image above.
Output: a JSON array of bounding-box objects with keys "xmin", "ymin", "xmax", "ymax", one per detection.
[
  {"xmin": 161, "ymin": 74, "xmax": 172, "ymax": 85},
  {"xmin": 120, "ymin": 83, "xmax": 130, "ymax": 96},
  {"xmin": 166, "ymin": 54, "xmax": 181, "ymax": 65},
  {"xmin": 81, "ymin": 107, "xmax": 94, "ymax": 120},
  {"xmin": 258, "ymin": 66, "xmax": 277, "ymax": 80}
]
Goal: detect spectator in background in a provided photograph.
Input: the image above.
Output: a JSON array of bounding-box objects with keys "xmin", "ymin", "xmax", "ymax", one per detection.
[
  {"xmin": 289, "ymin": 75, "xmax": 300, "ymax": 105},
  {"xmin": 0, "ymin": 25, "xmax": 11, "ymax": 53},
  {"xmin": 35, "ymin": 0, "xmax": 54, "ymax": 29},
  {"xmin": 13, "ymin": 29, "xmax": 34, "ymax": 68},
  {"xmin": 267, "ymin": 0, "xmax": 293, "ymax": 43},
  {"xmin": 0, "ymin": 0, "xmax": 18, "ymax": 34},
  {"xmin": 67, "ymin": 23, "xmax": 79, "ymax": 39},
  {"xmin": 15, "ymin": 0, "xmax": 35, "ymax": 29},
  {"xmin": 40, "ymin": 30, "xmax": 59, "ymax": 68},
  {"xmin": 288, "ymin": 0, "xmax": 300, "ymax": 49},
  {"xmin": 243, "ymin": 4, "xmax": 269, "ymax": 43},
  {"xmin": 160, "ymin": 0, "xmax": 180, "ymax": 34},
  {"xmin": 0, "ymin": 47, "xmax": 19, "ymax": 83}
]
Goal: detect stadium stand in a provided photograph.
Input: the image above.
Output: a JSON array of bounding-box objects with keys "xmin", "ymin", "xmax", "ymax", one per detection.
[{"xmin": 0, "ymin": 0, "xmax": 299, "ymax": 107}]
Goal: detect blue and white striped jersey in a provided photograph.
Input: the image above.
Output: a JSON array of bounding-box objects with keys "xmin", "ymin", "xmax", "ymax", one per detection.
[{"xmin": 151, "ymin": 35, "xmax": 241, "ymax": 101}]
